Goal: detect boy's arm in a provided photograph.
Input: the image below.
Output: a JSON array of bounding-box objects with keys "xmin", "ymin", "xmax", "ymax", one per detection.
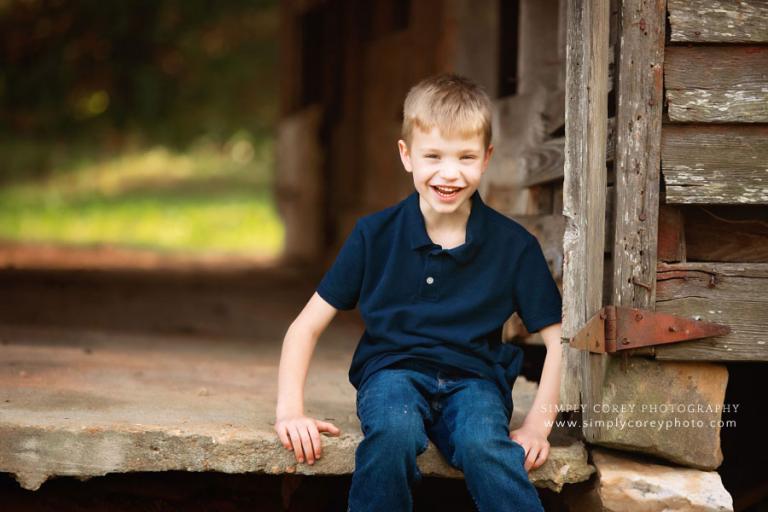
[
  {"xmin": 509, "ymin": 321, "xmax": 563, "ymax": 472},
  {"xmin": 275, "ymin": 291, "xmax": 342, "ymax": 465}
]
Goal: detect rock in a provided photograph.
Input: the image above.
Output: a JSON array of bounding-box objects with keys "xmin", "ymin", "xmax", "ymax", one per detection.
[
  {"xmin": 565, "ymin": 448, "xmax": 733, "ymax": 512},
  {"xmin": 585, "ymin": 357, "xmax": 728, "ymax": 469}
]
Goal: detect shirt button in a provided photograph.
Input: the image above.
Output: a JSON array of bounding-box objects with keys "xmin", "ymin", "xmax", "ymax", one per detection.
[{"xmin": 426, "ymin": 276, "xmax": 435, "ymax": 285}]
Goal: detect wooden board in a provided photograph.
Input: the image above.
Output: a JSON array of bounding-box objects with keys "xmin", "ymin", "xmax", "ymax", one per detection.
[
  {"xmin": 580, "ymin": 0, "xmax": 666, "ymax": 442},
  {"xmin": 560, "ymin": 0, "xmax": 610, "ymax": 410},
  {"xmin": 657, "ymin": 205, "xmax": 686, "ymax": 263},
  {"xmin": 522, "ymin": 138, "xmax": 566, "ymax": 188},
  {"xmin": 683, "ymin": 205, "xmax": 768, "ymax": 262},
  {"xmin": 668, "ymin": 0, "xmax": 768, "ymax": 43},
  {"xmin": 522, "ymin": 117, "xmax": 616, "ymax": 188},
  {"xmin": 654, "ymin": 262, "xmax": 768, "ymax": 361},
  {"xmin": 665, "ymin": 46, "xmax": 768, "ymax": 123},
  {"xmin": 661, "ymin": 124, "xmax": 768, "ymax": 204}
]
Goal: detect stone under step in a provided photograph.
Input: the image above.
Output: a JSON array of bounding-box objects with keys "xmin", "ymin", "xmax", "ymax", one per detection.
[{"xmin": 563, "ymin": 447, "xmax": 733, "ymax": 512}]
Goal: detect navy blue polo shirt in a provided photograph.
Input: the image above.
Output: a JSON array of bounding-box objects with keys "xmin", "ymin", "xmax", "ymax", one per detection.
[{"xmin": 316, "ymin": 189, "xmax": 562, "ymax": 408}]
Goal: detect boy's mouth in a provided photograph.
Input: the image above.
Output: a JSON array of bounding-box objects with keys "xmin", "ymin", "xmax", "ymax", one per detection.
[{"xmin": 431, "ymin": 185, "xmax": 464, "ymax": 199}]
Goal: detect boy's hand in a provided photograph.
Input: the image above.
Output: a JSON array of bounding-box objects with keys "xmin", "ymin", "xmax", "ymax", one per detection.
[
  {"xmin": 509, "ymin": 423, "xmax": 550, "ymax": 472},
  {"xmin": 274, "ymin": 414, "xmax": 341, "ymax": 465}
]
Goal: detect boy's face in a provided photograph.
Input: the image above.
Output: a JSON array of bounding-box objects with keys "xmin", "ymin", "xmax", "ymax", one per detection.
[{"xmin": 398, "ymin": 126, "xmax": 493, "ymax": 216}]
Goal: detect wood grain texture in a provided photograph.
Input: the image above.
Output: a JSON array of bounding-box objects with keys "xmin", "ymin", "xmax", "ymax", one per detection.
[
  {"xmin": 522, "ymin": 117, "xmax": 616, "ymax": 188},
  {"xmin": 665, "ymin": 46, "xmax": 768, "ymax": 123},
  {"xmin": 661, "ymin": 124, "xmax": 768, "ymax": 204},
  {"xmin": 560, "ymin": 0, "xmax": 610, "ymax": 410},
  {"xmin": 580, "ymin": 0, "xmax": 666, "ymax": 443},
  {"xmin": 683, "ymin": 205, "xmax": 768, "ymax": 262},
  {"xmin": 656, "ymin": 205, "xmax": 686, "ymax": 262},
  {"xmin": 654, "ymin": 262, "xmax": 768, "ymax": 361},
  {"xmin": 668, "ymin": 0, "xmax": 768, "ymax": 43}
]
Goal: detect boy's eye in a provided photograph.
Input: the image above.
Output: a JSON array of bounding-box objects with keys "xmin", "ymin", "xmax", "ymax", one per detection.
[
  {"xmin": 461, "ymin": 155, "xmax": 477, "ymax": 160},
  {"xmin": 424, "ymin": 154, "xmax": 438, "ymax": 159}
]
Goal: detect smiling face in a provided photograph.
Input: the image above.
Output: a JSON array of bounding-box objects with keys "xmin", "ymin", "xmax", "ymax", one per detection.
[{"xmin": 398, "ymin": 126, "xmax": 493, "ymax": 217}]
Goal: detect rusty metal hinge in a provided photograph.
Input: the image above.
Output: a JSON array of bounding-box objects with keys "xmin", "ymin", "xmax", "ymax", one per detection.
[{"xmin": 568, "ymin": 305, "xmax": 731, "ymax": 353}]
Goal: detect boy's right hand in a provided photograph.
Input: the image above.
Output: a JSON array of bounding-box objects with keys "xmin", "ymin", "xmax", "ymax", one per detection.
[{"xmin": 274, "ymin": 414, "xmax": 341, "ymax": 465}]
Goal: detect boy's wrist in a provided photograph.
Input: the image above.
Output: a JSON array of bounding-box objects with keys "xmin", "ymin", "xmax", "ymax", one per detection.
[
  {"xmin": 521, "ymin": 412, "xmax": 554, "ymax": 437},
  {"xmin": 276, "ymin": 401, "xmax": 304, "ymax": 419}
]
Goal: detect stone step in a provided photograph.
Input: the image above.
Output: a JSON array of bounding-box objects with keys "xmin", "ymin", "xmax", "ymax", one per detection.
[{"xmin": 0, "ymin": 325, "xmax": 594, "ymax": 492}]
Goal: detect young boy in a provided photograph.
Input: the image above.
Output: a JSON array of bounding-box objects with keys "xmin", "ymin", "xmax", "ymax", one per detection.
[{"xmin": 275, "ymin": 73, "xmax": 563, "ymax": 511}]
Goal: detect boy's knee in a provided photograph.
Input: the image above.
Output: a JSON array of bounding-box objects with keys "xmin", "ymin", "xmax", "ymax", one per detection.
[
  {"xmin": 452, "ymin": 423, "xmax": 509, "ymax": 462},
  {"xmin": 362, "ymin": 409, "xmax": 427, "ymax": 452}
]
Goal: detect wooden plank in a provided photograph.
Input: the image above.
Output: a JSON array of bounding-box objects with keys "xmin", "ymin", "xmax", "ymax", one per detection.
[
  {"xmin": 483, "ymin": 92, "xmax": 551, "ymax": 216},
  {"xmin": 683, "ymin": 205, "xmax": 768, "ymax": 262},
  {"xmin": 668, "ymin": 0, "xmax": 768, "ymax": 43},
  {"xmin": 522, "ymin": 117, "xmax": 616, "ymax": 188},
  {"xmin": 657, "ymin": 205, "xmax": 686, "ymax": 262},
  {"xmin": 612, "ymin": 0, "xmax": 665, "ymax": 317},
  {"xmin": 522, "ymin": 138, "xmax": 565, "ymax": 187},
  {"xmin": 654, "ymin": 262, "xmax": 768, "ymax": 361},
  {"xmin": 561, "ymin": 0, "xmax": 610, "ymax": 410},
  {"xmin": 665, "ymin": 46, "xmax": 768, "ymax": 123},
  {"xmin": 581, "ymin": 0, "xmax": 665, "ymax": 443},
  {"xmin": 662, "ymin": 124, "xmax": 768, "ymax": 204}
]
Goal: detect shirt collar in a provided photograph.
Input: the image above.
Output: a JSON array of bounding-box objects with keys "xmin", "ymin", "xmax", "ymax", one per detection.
[{"xmin": 405, "ymin": 189, "xmax": 487, "ymax": 264}]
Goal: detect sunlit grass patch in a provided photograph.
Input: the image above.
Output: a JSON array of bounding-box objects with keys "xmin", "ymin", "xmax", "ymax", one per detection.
[{"xmin": 0, "ymin": 136, "xmax": 283, "ymax": 256}]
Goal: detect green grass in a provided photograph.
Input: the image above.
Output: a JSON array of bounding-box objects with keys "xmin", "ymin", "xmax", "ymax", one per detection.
[{"xmin": 0, "ymin": 137, "xmax": 284, "ymax": 256}]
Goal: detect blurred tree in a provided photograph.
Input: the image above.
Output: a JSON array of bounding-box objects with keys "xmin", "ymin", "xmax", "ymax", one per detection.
[{"xmin": 0, "ymin": 0, "xmax": 277, "ymax": 157}]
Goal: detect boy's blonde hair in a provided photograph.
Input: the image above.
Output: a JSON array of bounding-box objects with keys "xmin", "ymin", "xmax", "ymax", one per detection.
[{"xmin": 401, "ymin": 73, "xmax": 493, "ymax": 149}]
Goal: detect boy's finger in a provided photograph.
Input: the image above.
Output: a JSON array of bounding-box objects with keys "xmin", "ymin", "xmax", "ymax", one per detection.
[
  {"xmin": 276, "ymin": 426, "xmax": 292, "ymax": 450},
  {"xmin": 307, "ymin": 424, "xmax": 323, "ymax": 459},
  {"xmin": 524, "ymin": 446, "xmax": 539, "ymax": 472},
  {"xmin": 288, "ymin": 425, "xmax": 304, "ymax": 463},
  {"xmin": 532, "ymin": 444, "xmax": 549, "ymax": 469},
  {"xmin": 298, "ymin": 426, "xmax": 314, "ymax": 463},
  {"xmin": 315, "ymin": 420, "xmax": 341, "ymax": 435}
]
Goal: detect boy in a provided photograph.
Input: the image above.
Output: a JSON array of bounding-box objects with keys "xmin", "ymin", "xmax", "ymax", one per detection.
[{"xmin": 275, "ymin": 73, "xmax": 563, "ymax": 511}]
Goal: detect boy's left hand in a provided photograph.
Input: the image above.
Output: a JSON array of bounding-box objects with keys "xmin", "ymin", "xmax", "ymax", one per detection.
[{"xmin": 509, "ymin": 424, "xmax": 550, "ymax": 472}]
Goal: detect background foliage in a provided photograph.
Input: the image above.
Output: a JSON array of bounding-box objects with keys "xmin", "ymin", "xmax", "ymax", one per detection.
[{"xmin": 0, "ymin": 0, "xmax": 282, "ymax": 255}]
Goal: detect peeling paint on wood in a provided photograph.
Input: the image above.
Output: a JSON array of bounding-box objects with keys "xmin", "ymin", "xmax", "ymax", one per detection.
[
  {"xmin": 665, "ymin": 46, "xmax": 768, "ymax": 123},
  {"xmin": 668, "ymin": 0, "xmax": 768, "ymax": 43},
  {"xmin": 662, "ymin": 124, "xmax": 768, "ymax": 204}
]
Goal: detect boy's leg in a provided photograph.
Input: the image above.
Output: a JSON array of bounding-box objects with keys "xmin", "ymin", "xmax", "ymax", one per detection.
[
  {"xmin": 348, "ymin": 366, "xmax": 434, "ymax": 512},
  {"xmin": 428, "ymin": 376, "xmax": 545, "ymax": 512}
]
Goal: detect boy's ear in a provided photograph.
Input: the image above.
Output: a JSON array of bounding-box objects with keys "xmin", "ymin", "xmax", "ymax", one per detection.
[
  {"xmin": 398, "ymin": 139, "xmax": 413, "ymax": 173},
  {"xmin": 482, "ymin": 143, "xmax": 494, "ymax": 171}
]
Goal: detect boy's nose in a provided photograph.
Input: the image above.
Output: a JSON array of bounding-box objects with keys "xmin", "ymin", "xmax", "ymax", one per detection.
[{"xmin": 439, "ymin": 165, "xmax": 461, "ymax": 178}]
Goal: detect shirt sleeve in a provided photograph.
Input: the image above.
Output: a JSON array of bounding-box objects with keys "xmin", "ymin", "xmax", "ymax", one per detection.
[
  {"xmin": 513, "ymin": 236, "xmax": 563, "ymax": 333},
  {"xmin": 316, "ymin": 220, "xmax": 366, "ymax": 310}
]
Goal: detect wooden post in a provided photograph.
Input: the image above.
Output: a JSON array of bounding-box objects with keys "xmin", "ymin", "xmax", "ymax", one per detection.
[
  {"xmin": 580, "ymin": 0, "xmax": 666, "ymax": 442},
  {"xmin": 561, "ymin": 0, "xmax": 610, "ymax": 409}
]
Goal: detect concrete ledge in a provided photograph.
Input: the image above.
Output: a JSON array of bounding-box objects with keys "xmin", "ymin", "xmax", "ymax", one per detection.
[
  {"xmin": 0, "ymin": 326, "xmax": 594, "ymax": 492},
  {"xmin": 1, "ymin": 422, "xmax": 594, "ymax": 493}
]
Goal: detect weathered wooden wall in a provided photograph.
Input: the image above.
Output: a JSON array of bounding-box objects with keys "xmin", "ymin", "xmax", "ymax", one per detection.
[
  {"xmin": 559, "ymin": 0, "xmax": 745, "ymax": 471},
  {"xmin": 657, "ymin": 0, "xmax": 768, "ymax": 362}
]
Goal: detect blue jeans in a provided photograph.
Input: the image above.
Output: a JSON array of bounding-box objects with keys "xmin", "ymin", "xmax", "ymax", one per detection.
[{"xmin": 347, "ymin": 359, "xmax": 544, "ymax": 512}]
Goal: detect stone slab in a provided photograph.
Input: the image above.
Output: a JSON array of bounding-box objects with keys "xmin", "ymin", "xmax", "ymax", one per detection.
[{"xmin": 0, "ymin": 325, "xmax": 593, "ymax": 492}]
